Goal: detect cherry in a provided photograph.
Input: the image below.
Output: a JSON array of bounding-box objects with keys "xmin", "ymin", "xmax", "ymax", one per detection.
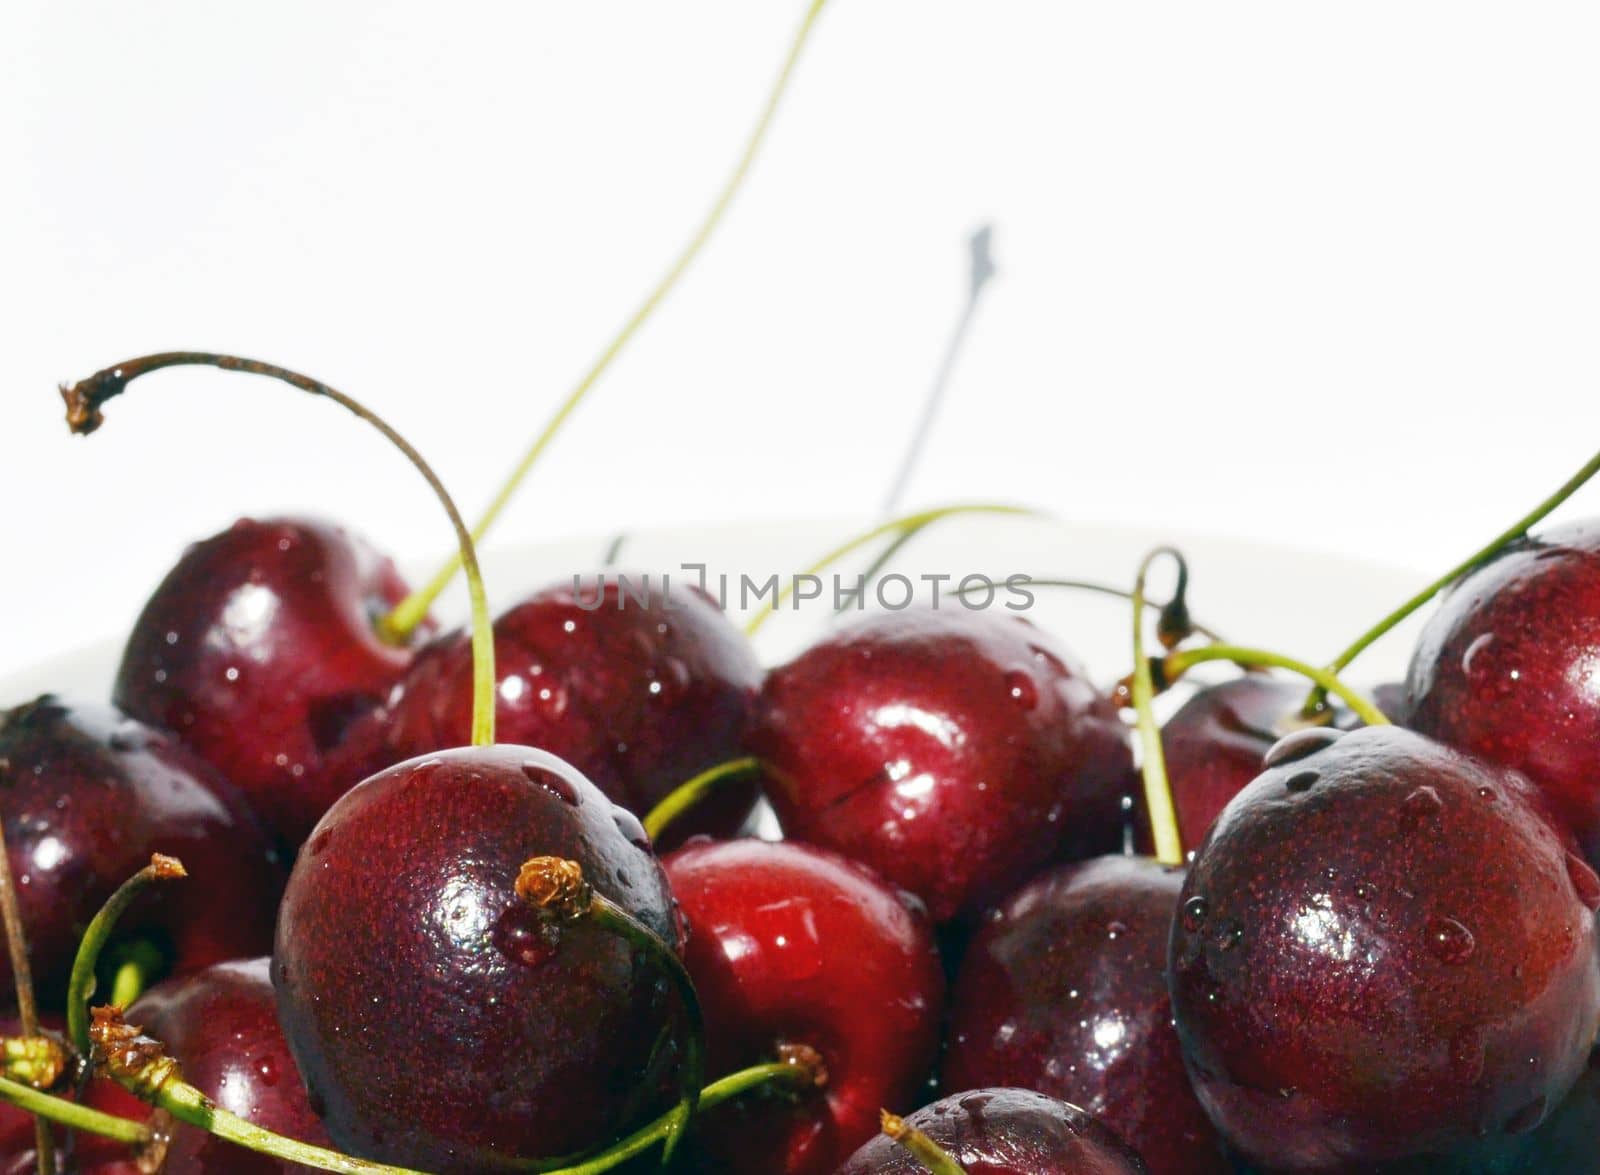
[
  {"xmin": 834, "ymin": 1088, "xmax": 1146, "ymax": 1174},
  {"xmin": 111, "ymin": 515, "xmax": 430, "ymax": 851},
  {"xmin": 1405, "ymin": 519, "xmax": 1600, "ymax": 864},
  {"xmin": 662, "ymin": 837, "xmax": 945, "ymax": 1173},
  {"xmin": 751, "ymin": 608, "xmax": 1132, "ymax": 923},
  {"xmin": 0, "ymin": 696, "xmax": 283, "ymax": 1005},
  {"xmin": 273, "ymin": 747, "xmax": 687, "ymax": 1170},
  {"xmin": 941, "ymin": 855, "xmax": 1226, "ymax": 1175},
  {"xmin": 1169, "ymin": 725, "xmax": 1600, "ymax": 1171},
  {"xmin": 77, "ymin": 957, "xmax": 331, "ymax": 1174},
  {"xmin": 386, "ymin": 576, "xmax": 763, "ymax": 844}
]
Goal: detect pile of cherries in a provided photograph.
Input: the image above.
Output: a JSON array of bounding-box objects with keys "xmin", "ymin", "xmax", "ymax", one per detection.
[{"xmin": 1, "ymin": 351, "xmax": 1598, "ymax": 1175}]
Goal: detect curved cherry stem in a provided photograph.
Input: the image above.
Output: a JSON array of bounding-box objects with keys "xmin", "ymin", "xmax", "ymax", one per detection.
[
  {"xmin": 1168, "ymin": 645, "xmax": 1389, "ymax": 729},
  {"xmin": 0, "ymin": 791, "xmax": 53, "ymax": 1173},
  {"xmin": 880, "ymin": 1109, "xmax": 968, "ymax": 1175},
  {"xmin": 0, "ymin": 1074, "xmax": 150, "ymax": 1148},
  {"xmin": 65, "ymin": 855, "xmax": 185, "ymax": 1061},
  {"xmin": 383, "ymin": 0, "xmax": 832, "ymax": 641},
  {"xmin": 1302, "ymin": 443, "xmax": 1600, "ymax": 717},
  {"xmin": 1131, "ymin": 549, "xmax": 1184, "ymax": 867},
  {"xmin": 642, "ymin": 756, "xmax": 763, "ymax": 843},
  {"xmin": 745, "ymin": 504, "xmax": 1039, "ymax": 636},
  {"xmin": 947, "ymin": 576, "xmax": 1226, "ymax": 643},
  {"xmin": 60, "ymin": 351, "xmax": 498, "ymax": 746}
]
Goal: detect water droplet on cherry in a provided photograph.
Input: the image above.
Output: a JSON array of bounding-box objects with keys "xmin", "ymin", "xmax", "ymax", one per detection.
[{"xmin": 1425, "ymin": 915, "xmax": 1476, "ymax": 964}]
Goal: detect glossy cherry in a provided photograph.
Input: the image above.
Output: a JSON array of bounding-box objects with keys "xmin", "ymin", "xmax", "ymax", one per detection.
[
  {"xmin": 751, "ymin": 608, "xmax": 1132, "ymax": 922},
  {"xmin": 77, "ymin": 957, "xmax": 331, "ymax": 1174},
  {"xmin": 273, "ymin": 746, "xmax": 683, "ymax": 1172},
  {"xmin": 941, "ymin": 855, "xmax": 1225, "ymax": 1175},
  {"xmin": 114, "ymin": 516, "xmax": 431, "ymax": 850},
  {"xmin": 1170, "ymin": 725, "xmax": 1600, "ymax": 1171},
  {"xmin": 835, "ymin": 1088, "xmax": 1146, "ymax": 1174},
  {"xmin": 386, "ymin": 575, "xmax": 762, "ymax": 843},
  {"xmin": 1406, "ymin": 518, "xmax": 1600, "ymax": 864},
  {"xmin": 663, "ymin": 837, "xmax": 944, "ymax": 1174},
  {"xmin": 0, "ymin": 696, "xmax": 283, "ymax": 1005}
]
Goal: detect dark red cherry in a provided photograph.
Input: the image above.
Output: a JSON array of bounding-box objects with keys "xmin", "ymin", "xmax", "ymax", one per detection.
[
  {"xmin": 1170, "ymin": 726, "xmax": 1600, "ymax": 1171},
  {"xmin": 114, "ymin": 516, "xmax": 431, "ymax": 849},
  {"xmin": 0, "ymin": 696, "xmax": 283, "ymax": 1004},
  {"xmin": 663, "ymin": 837, "xmax": 945, "ymax": 1174},
  {"xmin": 1406, "ymin": 519, "xmax": 1600, "ymax": 863},
  {"xmin": 751, "ymin": 609, "xmax": 1132, "ymax": 922},
  {"xmin": 941, "ymin": 855, "xmax": 1226, "ymax": 1175},
  {"xmin": 834, "ymin": 1088, "xmax": 1146, "ymax": 1174},
  {"xmin": 77, "ymin": 957, "xmax": 331, "ymax": 1174},
  {"xmin": 273, "ymin": 746, "xmax": 683, "ymax": 1172},
  {"xmin": 386, "ymin": 575, "xmax": 762, "ymax": 843}
]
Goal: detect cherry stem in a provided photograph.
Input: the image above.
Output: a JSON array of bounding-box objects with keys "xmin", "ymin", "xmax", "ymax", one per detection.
[
  {"xmin": 1131, "ymin": 548, "xmax": 1185, "ymax": 867},
  {"xmin": 641, "ymin": 756, "xmax": 763, "ymax": 842},
  {"xmin": 60, "ymin": 351, "xmax": 498, "ymax": 746},
  {"xmin": 65, "ymin": 855, "xmax": 185, "ymax": 1063},
  {"xmin": 1167, "ymin": 645, "xmax": 1390, "ymax": 729},
  {"xmin": 516, "ymin": 857, "xmax": 706, "ymax": 1167},
  {"xmin": 947, "ymin": 576, "xmax": 1226, "ymax": 643},
  {"xmin": 745, "ymin": 503, "xmax": 1039, "ymax": 636},
  {"xmin": 880, "ymin": 1109, "xmax": 968, "ymax": 1175},
  {"xmin": 0, "ymin": 786, "xmax": 54, "ymax": 1173},
  {"xmin": 1, "ymin": 1036, "xmax": 69, "ymax": 1091},
  {"xmin": 0, "ymin": 1074, "xmax": 149, "ymax": 1147},
  {"xmin": 382, "ymin": 0, "xmax": 832, "ymax": 641},
  {"xmin": 1302, "ymin": 443, "xmax": 1600, "ymax": 717}
]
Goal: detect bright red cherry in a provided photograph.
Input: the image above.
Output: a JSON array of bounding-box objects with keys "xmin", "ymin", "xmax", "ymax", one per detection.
[
  {"xmin": 273, "ymin": 746, "xmax": 684, "ymax": 1172},
  {"xmin": 663, "ymin": 837, "xmax": 944, "ymax": 1174},
  {"xmin": 834, "ymin": 1088, "xmax": 1147, "ymax": 1174},
  {"xmin": 941, "ymin": 855, "xmax": 1226, "ymax": 1175},
  {"xmin": 385, "ymin": 575, "xmax": 762, "ymax": 842},
  {"xmin": 1407, "ymin": 519, "xmax": 1600, "ymax": 863},
  {"xmin": 751, "ymin": 609, "xmax": 1132, "ymax": 922},
  {"xmin": 0, "ymin": 696, "xmax": 283, "ymax": 1004},
  {"xmin": 114, "ymin": 516, "xmax": 431, "ymax": 849},
  {"xmin": 1170, "ymin": 725, "xmax": 1600, "ymax": 1171}
]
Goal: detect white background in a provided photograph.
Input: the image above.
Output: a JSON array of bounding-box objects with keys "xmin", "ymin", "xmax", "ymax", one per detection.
[{"xmin": 3, "ymin": 3, "xmax": 1598, "ymax": 670}]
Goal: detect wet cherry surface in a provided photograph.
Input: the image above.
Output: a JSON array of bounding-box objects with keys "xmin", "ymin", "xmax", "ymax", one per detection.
[
  {"xmin": 752, "ymin": 608, "xmax": 1132, "ymax": 922},
  {"xmin": 664, "ymin": 837, "xmax": 945, "ymax": 1175},
  {"xmin": 941, "ymin": 854, "xmax": 1226, "ymax": 1174},
  {"xmin": 1170, "ymin": 726, "xmax": 1600, "ymax": 1171}
]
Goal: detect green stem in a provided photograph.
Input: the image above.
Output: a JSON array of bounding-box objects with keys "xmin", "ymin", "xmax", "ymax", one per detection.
[
  {"xmin": 1169, "ymin": 644, "xmax": 1390, "ymax": 729},
  {"xmin": 109, "ymin": 958, "xmax": 149, "ymax": 1009},
  {"xmin": 881, "ymin": 1110, "xmax": 968, "ymax": 1175},
  {"xmin": 641, "ymin": 757, "xmax": 763, "ymax": 842},
  {"xmin": 0, "ymin": 1074, "xmax": 149, "ymax": 1147},
  {"xmin": 1132, "ymin": 549, "xmax": 1184, "ymax": 868},
  {"xmin": 60, "ymin": 351, "xmax": 497, "ymax": 746},
  {"xmin": 744, "ymin": 504, "xmax": 1038, "ymax": 637},
  {"xmin": 66, "ymin": 855, "xmax": 185, "ymax": 1060},
  {"xmin": 383, "ymin": 0, "xmax": 833, "ymax": 641},
  {"xmin": 1304, "ymin": 444, "xmax": 1600, "ymax": 716},
  {"xmin": 948, "ymin": 576, "xmax": 1226, "ymax": 643}
]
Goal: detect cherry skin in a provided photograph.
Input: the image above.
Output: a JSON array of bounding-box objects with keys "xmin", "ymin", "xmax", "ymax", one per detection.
[
  {"xmin": 272, "ymin": 746, "xmax": 683, "ymax": 1172},
  {"xmin": 385, "ymin": 575, "xmax": 762, "ymax": 843},
  {"xmin": 77, "ymin": 957, "xmax": 332, "ymax": 1174},
  {"xmin": 751, "ymin": 609, "xmax": 1132, "ymax": 923},
  {"xmin": 941, "ymin": 855, "xmax": 1226, "ymax": 1175},
  {"xmin": 662, "ymin": 837, "xmax": 945, "ymax": 1174},
  {"xmin": 0, "ymin": 696, "xmax": 283, "ymax": 1004},
  {"xmin": 1169, "ymin": 725, "xmax": 1600, "ymax": 1172},
  {"xmin": 114, "ymin": 516, "xmax": 431, "ymax": 850},
  {"xmin": 1406, "ymin": 518, "xmax": 1600, "ymax": 864},
  {"xmin": 834, "ymin": 1088, "xmax": 1147, "ymax": 1174}
]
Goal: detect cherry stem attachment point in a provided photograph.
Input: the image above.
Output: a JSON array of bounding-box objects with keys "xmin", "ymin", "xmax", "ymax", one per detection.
[
  {"xmin": 0, "ymin": 783, "xmax": 54, "ymax": 1174},
  {"xmin": 60, "ymin": 351, "xmax": 498, "ymax": 746},
  {"xmin": 948, "ymin": 576, "xmax": 1226, "ymax": 644},
  {"xmin": 1131, "ymin": 548, "xmax": 1185, "ymax": 868},
  {"xmin": 745, "ymin": 504, "xmax": 1040, "ymax": 637},
  {"xmin": 65, "ymin": 854, "xmax": 185, "ymax": 1062},
  {"xmin": 642, "ymin": 757, "xmax": 763, "ymax": 843},
  {"xmin": 382, "ymin": 0, "xmax": 832, "ymax": 642},
  {"xmin": 1303, "ymin": 443, "xmax": 1600, "ymax": 717},
  {"xmin": 880, "ymin": 1109, "xmax": 969, "ymax": 1175},
  {"xmin": 1167, "ymin": 645, "xmax": 1390, "ymax": 729},
  {"xmin": 0, "ymin": 1036, "xmax": 69, "ymax": 1091}
]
